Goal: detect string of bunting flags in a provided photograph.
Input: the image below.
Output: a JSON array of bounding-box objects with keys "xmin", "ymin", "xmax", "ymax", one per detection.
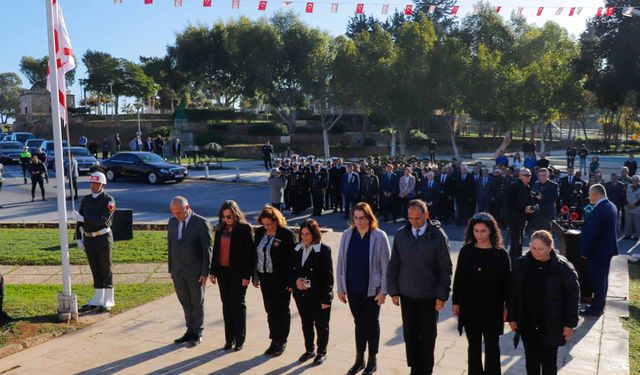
[{"xmin": 119, "ymin": 0, "xmax": 637, "ymax": 18}]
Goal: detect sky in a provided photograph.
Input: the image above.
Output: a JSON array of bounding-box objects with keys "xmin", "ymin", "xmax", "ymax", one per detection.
[{"xmin": 0, "ymin": 0, "xmax": 604, "ymax": 102}]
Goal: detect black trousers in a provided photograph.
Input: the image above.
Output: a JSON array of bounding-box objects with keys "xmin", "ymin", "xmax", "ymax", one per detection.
[
  {"xmin": 521, "ymin": 329, "xmax": 558, "ymax": 375},
  {"xmin": 567, "ymin": 156, "xmax": 575, "ymax": 169},
  {"xmin": 465, "ymin": 326, "xmax": 501, "ymax": 375},
  {"xmin": 330, "ymin": 188, "xmax": 342, "ymax": 210},
  {"xmin": 311, "ymin": 189, "xmax": 324, "ymax": 215},
  {"xmin": 429, "ymin": 151, "xmax": 436, "ymax": 164},
  {"xmin": 347, "ymin": 292, "xmax": 380, "ymax": 355},
  {"xmin": 509, "ymin": 219, "xmax": 526, "ymax": 262},
  {"xmin": 31, "ymin": 178, "xmax": 45, "ymax": 199},
  {"xmin": 173, "ymin": 272, "xmax": 205, "ymax": 337},
  {"xmin": 0, "ymin": 274, "xmax": 4, "ymax": 312},
  {"xmin": 400, "ymin": 296, "xmax": 438, "ymax": 374},
  {"xmin": 21, "ymin": 164, "xmax": 28, "ymax": 182},
  {"xmin": 84, "ymin": 233, "xmax": 113, "ymax": 289},
  {"xmin": 264, "ymin": 158, "xmax": 273, "ymax": 171},
  {"xmin": 456, "ymin": 198, "xmax": 473, "ymax": 225},
  {"xmin": 586, "ymin": 257, "xmax": 612, "ymax": 314},
  {"xmin": 217, "ymin": 267, "xmax": 247, "ymax": 345},
  {"xmin": 382, "ymin": 195, "xmax": 397, "ymax": 221},
  {"xmin": 258, "ymin": 272, "xmax": 291, "ymax": 343},
  {"xmin": 294, "ymin": 292, "xmax": 331, "ymax": 353},
  {"xmin": 69, "ymin": 178, "xmax": 78, "ymax": 198}
]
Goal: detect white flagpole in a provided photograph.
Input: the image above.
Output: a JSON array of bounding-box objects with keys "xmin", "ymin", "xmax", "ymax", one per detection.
[{"xmin": 45, "ymin": 0, "xmax": 78, "ymax": 322}]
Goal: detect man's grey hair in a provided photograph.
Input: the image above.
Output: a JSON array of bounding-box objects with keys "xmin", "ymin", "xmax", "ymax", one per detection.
[
  {"xmin": 520, "ymin": 167, "xmax": 531, "ymax": 175},
  {"xmin": 632, "ymin": 175, "xmax": 640, "ymax": 183},
  {"xmin": 170, "ymin": 195, "xmax": 189, "ymax": 208},
  {"xmin": 426, "ymin": 171, "xmax": 434, "ymax": 177},
  {"xmin": 589, "ymin": 184, "xmax": 607, "ymax": 197},
  {"xmin": 539, "ymin": 168, "xmax": 549, "ymax": 174}
]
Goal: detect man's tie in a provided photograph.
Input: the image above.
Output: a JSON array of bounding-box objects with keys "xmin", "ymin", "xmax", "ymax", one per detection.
[
  {"xmin": 429, "ymin": 181, "xmax": 433, "ymax": 189},
  {"xmin": 414, "ymin": 229, "xmax": 421, "ymax": 239}
]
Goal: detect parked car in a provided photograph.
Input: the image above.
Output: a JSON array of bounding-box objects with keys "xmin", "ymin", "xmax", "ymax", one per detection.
[
  {"xmin": 25, "ymin": 138, "xmax": 45, "ymax": 154},
  {"xmin": 9, "ymin": 132, "xmax": 35, "ymax": 145},
  {"xmin": 41, "ymin": 140, "xmax": 69, "ymax": 168},
  {"xmin": 1, "ymin": 135, "xmax": 10, "ymax": 142},
  {"xmin": 100, "ymin": 152, "xmax": 188, "ymax": 184},
  {"xmin": 0, "ymin": 142, "xmax": 24, "ymax": 164},
  {"xmin": 57, "ymin": 147, "xmax": 100, "ymax": 174}
]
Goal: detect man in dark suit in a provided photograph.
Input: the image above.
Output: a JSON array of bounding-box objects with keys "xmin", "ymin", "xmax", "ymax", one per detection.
[
  {"xmin": 420, "ymin": 171, "xmax": 440, "ymax": 217},
  {"xmin": 329, "ymin": 159, "xmax": 346, "ymax": 213},
  {"xmin": 456, "ymin": 166, "xmax": 476, "ymax": 225},
  {"xmin": 559, "ymin": 168, "xmax": 584, "ymax": 210},
  {"xmin": 531, "ymin": 168, "xmax": 559, "ymax": 231},
  {"xmin": 475, "ymin": 168, "xmax": 492, "ymax": 213},
  {"xmin": 380, "ymin": 164, "xmax": 400, "ymax": 222},
  {"xmin": 505, "ymin": 168, "xmax": 536, "ymax": 262},
  {"xmin": 341, "ymin": 164, "xmax": 361, "ymax": 218},
  {"xmin": 437, "ymin": 166, "xmax": 455, "ymax": 224},
  {"xmin": 168, "ymin": 196, "xmax": 213, "ymax": 346},
  {"xmin": 579, "ymin": 184, "xmax": 618, "ymax": 316}
]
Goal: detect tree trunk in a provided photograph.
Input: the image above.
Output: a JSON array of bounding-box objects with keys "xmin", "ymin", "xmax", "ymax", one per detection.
[
  {"xmin": 521, "ymin": 122, "xmax": 526, "ymax": 141},
  {"xmin": 322, "ymin": 127, "xmax": 330, "ymax": 160},
  {"xmin": 496, "ymin": 130, "xmax": 512, "ymax": 156},
  {"xmin": 390, "ymin": 129, "xmax": 397, "ymax": 157},
  {"xmin": 397, "ymin": 120, "xmax": 409, "ymax": 157},
  {"xmin": 448, "ymin": 112, "xmax": 460, "ymax": 160},
  {"xmin": 540, "ymin": 120, "xmax": 546, "ymax": 154}
]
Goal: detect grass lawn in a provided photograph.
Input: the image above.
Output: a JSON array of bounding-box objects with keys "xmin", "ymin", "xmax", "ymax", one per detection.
[
  {"xmin": 630, "ymin": 263, "xmax": 640, "ymax": 373},
  {"xmin": 0, "ymin": 283, "xmax": 175, "ymax": 349},
  {"xmin": 0, "ymin": 229, "xmax": 167, "ymax": 265}
]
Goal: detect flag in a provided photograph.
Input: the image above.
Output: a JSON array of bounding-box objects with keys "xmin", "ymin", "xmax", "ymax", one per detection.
[
  {"xmin": 232, "ymin": 0, "xmax": 239, "ymax": 8},
  {"xmin": 258, "ymin": 0, "xmax": 267, "ymax": 10},
  {"xmin": 576, "ymin": 7, "xmax": 583, "ymax": 14},
  {"xmin": 606, "ymin": 7, "xmax": 615, "ymax": 16},
  {"xmin": 306, "ymin": 2, "xmax": 314, "ymax": 12},
  {"xmin": 495, "ymin": 6, "xmax": 501, "ymax": 13},
  {"xmin": 568, "ymin": 7, "xmax": 575, "ymax": 16},
  {"xmin": 356, "ymin": 3, "xmax": 364, "ymax": 14},
  {"xmin": 428, "ymin": 5, "xmax": 436, "ymax": 14},
  {"xmin": 331, "ymin": 2, "xmax": 338, "ymax": 12},
  {"xmin": 381, "ymin": 4, "xmax": 389, "ymax": 14},
  {"xmin": 113, "ymin": 0, "xmax": 123, "ymax": 4},
  {"xmin": 174, "ymin": 0, "xmax": 182, "ymax": 6},
  {"xmin": 472, "ymin": 5, "xmax": 480, "ymax": 15},
  {"xmin": 203, "ymin": 0, "xmax": 212, "ymax": 7},
  {"xmin": 596, "ymin": 7, "xmax": 602, "ymax": 16},
  {"xmin": 144, "ymin": 0, "xmax": 152, "ymax": 4},
  {"xmin": 516, "ymin": 7, "xmax": 523, "ymax": 16},
  {"xmin": 46, "ymin": 0, "xmax": 76, "ymax": 125},
  {"xmin": 405, "ymin": 4, "xmax": 412, "ymax": 15},
  {"xmin": 537, "ymin": 7, "xmax": 544, "ymax": 16},
  {"xmin": 282, "ymin": 1, "xmax": 292, "ymax": 7},
  {"xmin": 450, "ymin": 5, "xmax": 459, "ymax": 14},
  {"xmin": 555, "ymin": 7, "xmax": 563, "ymax": 15}
]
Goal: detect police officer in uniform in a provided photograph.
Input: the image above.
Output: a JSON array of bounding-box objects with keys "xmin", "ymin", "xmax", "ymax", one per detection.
[
  {"xmin": 360, "ymin": 166, "xmax": 380, "ymax": 211},
  {"xmin": 290, "ymin": 163, "xmax": 308, "ymax": 214},
  {"xmin": 19, "ymin": 147, "xmax": 31, "ymax": 184},
  {"xmin": 311, "ymin": 162, "xmax": 329, "ymax": 216},
  {"xmin": 281, "ymin": 159, "xmax": 293, "ymax": 210},
  {"xmin": 75, "ymin": 172, "xmax": 117, "ymax": 313}
]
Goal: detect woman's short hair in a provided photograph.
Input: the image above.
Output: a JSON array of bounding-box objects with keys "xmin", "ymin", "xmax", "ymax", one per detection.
[
  {"xmin": 299, "ymin": 219, "xmax": 322, "ymax": 244},
  {"xmin": 350, "ymin": 202, "xmax": 379, "ymax": 231},
  {"xmin": 463, "ymin": 212, "xmax": 504, "ymax": 248},
  {"xmin": 216, "ymin": 200, "xmax": 247, "ymax": 231},
  {"xmin": 257, "ymin": 205, "xmax": 287, "ymax": 228},
  {"xmin": 531, "ymin": 230, "xmax": 554, "ymax": 249}
]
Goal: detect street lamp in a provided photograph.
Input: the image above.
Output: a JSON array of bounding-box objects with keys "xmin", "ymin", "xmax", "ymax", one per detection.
[{"xmin": 134, "ymin": 101, "xmax": 143, "ymax": 137}]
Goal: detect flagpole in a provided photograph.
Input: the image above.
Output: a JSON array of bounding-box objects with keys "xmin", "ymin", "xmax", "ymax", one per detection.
[{"xmin": 45, "ymin": 0, "xmax": 78, "ymax": 322}]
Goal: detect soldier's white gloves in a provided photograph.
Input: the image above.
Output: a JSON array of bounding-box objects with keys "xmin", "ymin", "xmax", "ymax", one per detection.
[
  {"xmin": 77, "ymin": 239, "xmax": 84, "ymax": 250},
  {"xmin": 73, "ymin": 211, "xmax": 84, "ymax": 222}
]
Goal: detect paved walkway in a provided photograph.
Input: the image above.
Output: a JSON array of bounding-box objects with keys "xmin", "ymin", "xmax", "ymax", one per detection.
[{"xmin": 0, "ymin": 232, "xmax": 629, "ymax": 374}]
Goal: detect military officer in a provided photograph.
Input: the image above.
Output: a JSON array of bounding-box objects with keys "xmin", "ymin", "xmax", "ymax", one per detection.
[
  {"xmin": 311, "ymin": 162, "xmax": 329, "ymax": 216},
  {"xmin": 290, "ymin": 163, "xmax": 309, "ymax": 214},
  {"xmin": 360, "ymin": 166, "xmax": 380, "ymax": 211},
  {"xmin": 74, "ymin": 172, "xmax": 117, "ymax": 313},
  {"xmin": 281, "ymin": 159, "xmax": 293, "ymax": 210}
]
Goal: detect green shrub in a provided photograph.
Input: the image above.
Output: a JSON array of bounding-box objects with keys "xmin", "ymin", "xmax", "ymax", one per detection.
[
  {"xmin": 180, "ymin": 109, "xmax": 257, "ymax": 122},
  {"xmin": 248, "ymin": 123, "xmax": 288, "ymax": 136},
  {"xmin": 207, "ymin": 122, "xmax": 231, "ymax": 131}
]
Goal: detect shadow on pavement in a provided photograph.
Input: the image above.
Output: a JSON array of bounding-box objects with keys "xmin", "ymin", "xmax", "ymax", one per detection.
[{"xmin": 75, "ymin": 343, "xmax": 182, "ymax": 374}]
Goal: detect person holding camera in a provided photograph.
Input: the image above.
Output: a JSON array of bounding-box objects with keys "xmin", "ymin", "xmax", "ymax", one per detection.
[
  {"xmin": 505, "ymin": 168, "xmax": 535, "ymax": 262},
  {"xmin": 531, "ymin": 168, "xmax": 559, "ymax": 232}
]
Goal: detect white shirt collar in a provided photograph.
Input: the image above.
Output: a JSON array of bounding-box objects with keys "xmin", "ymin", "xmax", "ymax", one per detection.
[
  {"xmin": 183, "ymin": 209, "xmax": 193, "ymax": 226},
  {"xmin": 294, "ymin": 242, "xmax": 321, "ymax": 252},
  {"xmin": 91, "ymin": 191, "xmax": 103, "ymax": 198},
  {"xmin": 413, "ymin": 222, "xmax": 428, "ymax": 236}
]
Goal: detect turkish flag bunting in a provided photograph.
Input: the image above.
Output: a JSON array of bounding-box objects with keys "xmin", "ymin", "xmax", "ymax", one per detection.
[
  {"xmin": 428, "ymin": 5, "xmax": 436, "ymax": 14},
  {"xmin": 232, "ymin": 0, "xmax": 239, "ymax": 8},
  {"xmin": 495, "ymin": 6, "xmax": 501, "ymax": 13},
  {"xmin": 555, "ymin": 7, "xmax": 563, "ymax": 16},
  {"xmin": 472, "ymin": 6, "xmax": 480, "ymax": 15},
  {"xmin": 204, "ymin": 0, "xmax": 212, "ymax": 7},
  {"xmin": 356, "ymin": 3, "xmax": 364, "ymax": 14},
  {"xmin": 175, "ymin": 0, "xmax": 183, "ymax": 6},
  {"xmin": 331, "ymin": 2, "xmax": 338, "ymax": 12},
  {"xmin": 606, "ymin": 7, "xmax": 615, "ymax": 16},
  {"xmin": 306, "ymin": 2, "xmax": 314, "ymax": 13},
  {"xmin": 381, "ymin": 4, "xmax": 389, "ymax": 14},
  {"xmin": 450, "ymin": 5, "xmax": 459, "ymax": 14},
  {"xmin": 537, "ymin": 7, "xmax": 543, "ymax": 16},
  {"xmin": 568, "ymin": 7, "xmax": 575, "ymax": 16},
  {"xmin": 405, "ymin": 4, "xmax": 412, "ymax": 15},
  {"xmin": 144, "ymin": 0, "xmax": 152, "ymax": 4},
  {"xmin": 596, "ymin": 7, "xmax": 602, "ymax": 16},
  {"xmin": 258, "ymin": 0, "xmax": 267, "ymax": 10}
]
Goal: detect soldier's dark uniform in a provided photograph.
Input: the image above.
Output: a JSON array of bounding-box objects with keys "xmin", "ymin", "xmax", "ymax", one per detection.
[
  {"xmin": 77, "ymin": 190, "xmax": 116, "ymax": 311},
  {"xmin": 281, "ymin": 162, "xmax": 293, "ymax": 210},
  {"xmin": 290, "ymin": 166, "xmax": 308, "ymax": 214},
  {"xmin": 361, "ymin": 172, "xmax": 380, "ymax": 211},
  {"xmin": 311, "ymin": 166, "xmax": 329, "ymax": 216},
  {"xmin": 329, "ymin": 163, "xmax": 346, "ymax": 212}
]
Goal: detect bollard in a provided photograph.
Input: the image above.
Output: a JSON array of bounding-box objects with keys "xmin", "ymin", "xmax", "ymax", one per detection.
[
  {"xmin": 205, "ymin": 165, "xmax": 209, "ymax": 179},
  {"xmin": 236, "ymin": 167, "xmax": 240, "ymax": 181}
]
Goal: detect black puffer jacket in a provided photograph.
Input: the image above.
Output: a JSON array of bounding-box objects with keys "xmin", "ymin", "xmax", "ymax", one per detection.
[{"xmin": 507, "ymin": 250, "xmax": 580, "ymax": 347}]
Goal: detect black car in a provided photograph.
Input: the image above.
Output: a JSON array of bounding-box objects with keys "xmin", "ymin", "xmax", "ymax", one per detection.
[
  {"xmin": 100, "ymin": 152, "xmax": 188, "ymax": 184},
  {"xmin": 0, "ymin": 142, "xmax": 24, "ymax": 164}
]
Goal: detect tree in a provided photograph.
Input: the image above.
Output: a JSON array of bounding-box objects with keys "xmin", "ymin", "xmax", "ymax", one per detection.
[
  {"xmin": 140, "ymin": 56, "xmax": 184, "ymax": 112},
  {"xmin": 20, "ymin": 56, "xmax": 75, "ymax": 89},
  {"xmin": 0, "ymin": 73, "xmax": 22, "ymax": 123}
]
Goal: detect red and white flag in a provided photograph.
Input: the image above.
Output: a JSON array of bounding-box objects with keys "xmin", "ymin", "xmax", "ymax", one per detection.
[
  {"xmin": 428, "ymin": 5, "xmax": 436, "ymax": 14},
  {"xmin": 113, "ymin": 0, "xmax": 123, "ymax": 4},
  {"xmin": 576, "ymin": 7, "xmax": 583, "ymax": 15},
  {"xmin": 258, "ymin": 0, "xmax": 267, "ymax": 10},
  {"xmin": 331, "ymin": 2, "xmax": 338, "ymax": 12},
  {"xmin": 282, "ymin": 1, "xmax": 292, "ymax": 7},
  {"xmin": 555, "ymin": 7, "xmax": 563, "ymax": 15},
  {"xmin": 381, "ymin": 4, "xmax": 389, "ymax": 14},
  {"xmin": 472, "ymin": 5, "xmax": 480, "ymax": 15},
  {"xmin": 46, "ymin": 0, "xmax": 76, "ymax": 125},
  {"xmin": 495, "ymin": 6, "xmax": 501, "ymax": 13},
  {"xmin": 203, "ymin": 0, "xmax": 212, "ymax": 7},
  {"xmin": 568, "ymin": 7, "xmax": 575, "ymax": 16},
  {"xmin": 450, "ymin": 5, "xmax": 459, "ymax": 14},
  {"xmin": 537, "ymin": 7, "xmax": 544, "ymax": 16},
  {"xmin": 306, "ymin": 2, "xmax": 314, "ymax": 13},
  {"xmin": 232, "ymin": 0, "xmax": 239, "ymax": 8},
  {"xmin": 355, "ymin": 3, "xmax": 364, "ymax": 14},
  {"xmin": 404, "ymin": 4, "xmax": 413, "ymax": 15},
  {"xmin": 605, "ymin": 7, "xmax": 615, "ymax": 16},
  {"xmin": 596, "ymin": 7, "xmax": 602, "ymax": 16},
  {"xmin": 144, "ymin": 0, "xmax": 152, "ymax": 4},
  {"xmin": 174, "ymin": 0, "xmax": 183, "ymax": 6}
]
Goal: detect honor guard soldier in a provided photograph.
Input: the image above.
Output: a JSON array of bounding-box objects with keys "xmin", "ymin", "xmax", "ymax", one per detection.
[
  {"xmin": 311, "ymin": 162, "xmax": 329, "ymax": 216},
  {"xmin": 361, "ymin": 166, "xmax": 380, "ymax": 211},
  {"xmin": 291, "ymin": 163, "xmax": 309, "ymax": 214},
  {"xmin": 75, "ymin": 172, "xmax": 117, "ymax": 313},
  {"xmin": 281, "ymin": 158, "xmax": 293, "ymax": 210}
]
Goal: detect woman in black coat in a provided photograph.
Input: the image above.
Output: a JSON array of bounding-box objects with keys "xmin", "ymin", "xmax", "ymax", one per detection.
[
  {"xmin": 253, "ymin": 205, "xmax": 297, "ymax": 356},
  {"xmin": 452, "ymin": 212, "xmax": 510, "ymax": 375},
  {"xmin": 210, "ymin": 200, "xmax": 254, "ymax": 351},
  {"xmin": 508, "ymin": 230, "xmax": 580, "ymax": 375},
  {"xmin": 289, "ymin": 219, "xmax": 334, "ymax": 365}
]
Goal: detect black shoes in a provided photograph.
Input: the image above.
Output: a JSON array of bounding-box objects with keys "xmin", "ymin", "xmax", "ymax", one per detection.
[
  {"xmin": 174, "ymin": 332, "xmax": 192, "ymax": 344},
  {"xmin": 271, "ymin": 342, "xmax": 286, "ymax": 356},
  {"xmin": 96, "ymin": 306, "xmax": 112, "ymax": 313},
  {"xmin": 234, "ymin": 343, "xmax": 244, "ymax": 351},
  {"xmin": 264, "ymin": 341, "xmax": 277, "ymax": 355},
  {"xmin": 79, "ymin": 304, "xmax": 97, "ymax": 313},
  {"xmin": 313, "ymin": 352, "xmax": 327, "ymax": 365},
  {"xmin": 188, "ymin": 336, "xmax": 203, "ymax": 347},
  {"xmin": 363, "ymin": 354, "xmax": 377, "ymax": 375},
  {"xmin": 0, "ymin": 310, "xmax": 12, "ymax": 326},
  {"xmin": 223, "ymin": 342, "xmax": 234, "ymax": 350},
  {"xmin": 580, "ymin": 307, "xmax": 602, "ymax": 317},
  {"xmin": 299, "ymin": 351, "xmax": 316, "ymax": 362},
  {"xmin": 348, "ymin": 354, "xmax": 366, "ymax": 374}
]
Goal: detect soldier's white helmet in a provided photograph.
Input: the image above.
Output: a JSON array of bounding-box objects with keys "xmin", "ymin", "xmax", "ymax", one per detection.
[{"xmin": 89, "ymin": 172, "xmax": 107, "ymax": 185}]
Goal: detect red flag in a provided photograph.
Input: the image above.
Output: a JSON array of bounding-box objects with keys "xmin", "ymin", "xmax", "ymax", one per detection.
[
  {"xmin": 356, "ymin": 3, "xmax": 364, "ymax": 14},
  {"xmin": 495, "ymin": 6, "xmax": 501, "ymax": 13},
  {"xmin": 568, "ymin": 7, "xmax": 575, "ymax": 16},
  {"xmin": 232, "ymin": 0, "xmax": 239, "ymax": 8},
  {"xmin": 144, "ymin": 0, "xmax": 152, "ymax": 4},
  {"xmin": 258, "ymin": 0, "xmax": 267, "ymax": 10},
  {"xmin": 537, "ymin": 7, "xmax": 544, "ymax": 16},
  {"xmin": 306, "ymin": 2, "xmax": 314, "ymax": 13},
  {"xmin": 46, "ymin": 0, "xmax": 76, "ymax": 125},
  {"xmin": 596, "ymin": 7, "xmax": 603, "ymax": 16},
  {"xmin": 450, "ymin": 5, "xmax": 459, "ymax": 14},
  {"xmin": 331, "ymin": 2, "xmax": 338, "ymax": 13},
  {"xmin": 404, "ymin": 4, "xmax": 412, "ymax": 15},
  {"xmin": 606, "ymin": 7, "xmax": 615, "ymax": 16},
  {"xmin": 203, "ymin": 0, "xmax": 212, "ymax": 6}
]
